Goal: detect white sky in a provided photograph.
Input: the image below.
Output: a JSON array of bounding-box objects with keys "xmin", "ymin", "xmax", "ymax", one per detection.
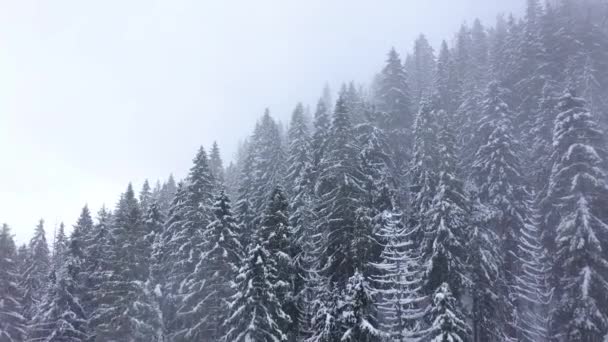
[{"xmin": 0, "ymin": 0, "xmax": 524, "ymax": 244}]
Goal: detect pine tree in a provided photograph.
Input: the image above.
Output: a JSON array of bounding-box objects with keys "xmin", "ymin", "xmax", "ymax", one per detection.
[
  {"xmin": 173, "ymin": 191, "xmax": 242, "ymax": 341},
  {"xmin": 162, "ymin": 147, "xmax": 216, "ymax": 339},
  {"xmin": 0, "ymin": 224, "xmax": 26, "ymax": 342},
  {"xmin": 90, "ymin": 185, "xmax": 162, "ymax": 341},
  {"xmin": 316, "ymin": 95, "xmax": 376, "ymax": 285},
  {"xmin": 310, "ymin": 99, "xmax": 331, "ymax": 187},
  {"xmin": 51, "ymin": 222, "xmax": 68, "ymax": 274},
  {"xmin": 342, "ymin": 82, "xmax": 367, "ymax": 124},
  {"xmin": 21, "ymin": 219, "xmax": 50, "ymax": 322},
  {"xmin": 236, "ymin": 110, "xmax": 285, "ymax": 238},
  {"xmin": 209, "ymin": 141, "xmax": 225, "ymax": 186},
  {"xmin": 373, "ymin": 212, "xmax": 423, "ymax": 340},
  {"xmin": 472, "ymin": 82, "xmax": 535, "ymax": 339},
  {"xmin": 224, "ymin": 189, "xmax": 293, "ymax": 342},
  {"xmin": 418, "ymin": 283, "xmax": 470, "ymax": 342},
  {"xmin": 470, "ymin": 19, "xmax": 490, "ymax": 90},
  {"xmin": 408, "ymin": 98, "xmax": 441, "ymax": 241},
  {"xmin": 421, "ymin": 112, "xmax": 470, "ymax": 299},
  {"xmin": 81, "ymin": 206, "xmax": 111, "ymax": 319},
  {"xmin": 408, "ymin": 34, "xmax": 436, "ymax": 107},
  {"xmin": 544, "ymin": 91, "xmax": 608, "ymax": 341},
  {"xmin": 339, "ymin": 270, "xmax": 383, "ymax": 342},
  {"xmin": 154, "ymin": 182, "xmax": 187, "ymax": 337},
  {"xmin": 306, "ymin": 279, "xmax": 341, "ymax": 342},
  {"xmin": 285, "ymin": 102, "xmax": 312, "ymax": 198},
  {"xmin": 435, "ymin": 41, "xmax": 460, "ymax": 115},
  {"xmin": 157, "ymin": 174, "xmax": 178, "ymax": 216},
  {"xmin": 468, "ymin": 199, "xmax": 508, "ymax": 342},
  {"xmin": 261, "ymin": 187, "xmax": 295, "ymax": 339},
  {"xmin": 374, "ymin": 48, "xmax": 414, "ymax": 205},
  {"xmin": 140, "ymin": 179, "xmax": 153, "ymax": 212},
  {"xmin": 27, "ymin": 225, "xmax": 90, "ymax": 342}
]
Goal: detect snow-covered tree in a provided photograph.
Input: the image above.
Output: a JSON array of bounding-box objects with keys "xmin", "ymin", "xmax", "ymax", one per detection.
[
  {"xmin": 90, "ymin": 184, "xmax": 162, "ymax": 341},
  {"xmin": 21, "ymin": 219, "xmax": 50, "ymax": 322},
  {"xmin": 209, "ymin": 141, "xmax": 225, "ymax": 186},
  {"xmin": 418, "ymin": 283, "xmax": 470, "ymax": 342},
  {"xmin": 471, "ymin": 81, "xmax": 532, "ymax": 339},
  {"xmin": 421, "ymin": 112, "xmax": 470, "ymax": 299},
  {"xmin": 173, "ymin": 191, "xmax": 242, "ymax": 341},
  {"xmin": 224, "ymin": 188, "xmax": 294, "ymax": 342},
  {"xmin": 316, "ymin": 95, "xmax": 378, "ymax": 284},
  {"xmin": 140, "ymin": 179, "xmax": 153, "ymax": 212},
  {"xmin": 373, "ymin": 212, "xmax": 423, "ymax": 340},
  {"xmin": 338, "ymin": 270, "xmax": 383, "ymax": 342},
  {"xmin": 285, "ymin": 102, "xmax": 312, "ymax": 198},
  {"xmin": 27, "ymin": 224, "xmax": 90, "ymax": 342},
  {"xmin": 544, "ymin": 91, "xmax": 608, "ymax": 341},
  {"xmin": 310, "ymin": 99, "xmax": 331, "ymax": 187},
  {"xmin": 374, "ymin": 47, "xmax": 414, "ymax": 188},
  {"xmin": 51, "ymin": 223, "xmax": 68, "ymax": 274},
  {"xmin": 0, "ymin": 224, "xmax": 26, "ymax": 342},
  {"xmin": 408, "ymin": 34, "xmax": 436, "ymax": 107},
  {"xmin": 161, "ymin": 147, "xmax": 216, "ymax": 338}
]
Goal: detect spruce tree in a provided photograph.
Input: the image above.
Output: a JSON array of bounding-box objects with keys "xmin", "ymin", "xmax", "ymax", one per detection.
[
  {"xmin": 262, "ymin": 187, "xmax": 295, "ymax": 339},
  {"xmin": 285, "ymin": 102, "xmax": 312, "ymax": 198},
  {"xmin": 173, "ymin": 191, "xmax": 242, "ymax": 341},
  {"xmin": 310, "ymin": 99, "xmax": 331, "ymax": 186},
  {"xmin": 472, "ymin": 82, "xmax": 534, "ymax": 339},
  {"xmin": 90, "ymin": 185, "xmax": 162, "ymax": 341},
  {"xmin": 419, "ymin": 283, "xmax": 470, "ymax": 342},
  {"xmin": 544, "ymin": 91, "xmax": 608, "ymax": 341},
  {"xmin": 0, "ymin": 224, "xmax": 26, "ymax": 342},
  {"xmin": 421, "ymin": 112, "xmax": 470, "ymax": 299},
  {"xmin": 408, "ymin": 34, "xmax": 436, "ymax": 107},
  {"xmin": 316, "ymin": 96, "xmax": 375, "ymax": 284},
  {"xmin": 162, "ymin": 147, "xmax": 216, "ymax": 339},
  {"xmin": 21, "ymin": 219, "xmax": 50, "ymax": 322},
  {"xmin": 51, "ymin": 223, "xmax": 68, "ymax": 274},
  {"xmin": 81, "ymin": 206, "xmax": 111, "ymax": 319},
  {"xmin": 209, "ymin": 141, "xmax": 225, "ymax": 186},
  {"xmin": 374, "ymin": 48, "xmax": 414, "ymax": 206},
  {"xmin": 27, "ymin": 227, "xmax": 89, "ymax": 342},
  {"xmin": 224, "ymin": 188, "xmax": 293, "ymax": 342},
  {"xmin": 373, "ymin": 213, "xmax": 423, "ymax": 340},
  {"xmin": 140, "ymin": 179, "xmax": 153, "ymax": 212},
  {"xmin": 338, "ymin": 270, "xmax": 383, "ymax": 342}
]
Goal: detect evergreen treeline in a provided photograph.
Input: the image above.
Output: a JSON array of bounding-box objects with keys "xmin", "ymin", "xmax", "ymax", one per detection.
[{"xmin": 2, "ymin": 0, "xmax": 608, "ymax": 340}]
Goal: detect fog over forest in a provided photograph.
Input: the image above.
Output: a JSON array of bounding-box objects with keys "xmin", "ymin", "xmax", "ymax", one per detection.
[{"xmin": 2, "ymin": 0, "xmax": 608, "ymax": 341}]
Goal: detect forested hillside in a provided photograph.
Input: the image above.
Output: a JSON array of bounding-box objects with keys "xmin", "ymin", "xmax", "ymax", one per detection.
[{"xmin": 2, "ymin": 0, "xmax": 608, "ymax": 341}]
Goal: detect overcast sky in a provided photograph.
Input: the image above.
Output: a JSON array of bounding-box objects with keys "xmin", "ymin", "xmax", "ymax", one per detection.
[{"xmin": 0, "ymin": 0, "xmax": 524, "ymax": 244}]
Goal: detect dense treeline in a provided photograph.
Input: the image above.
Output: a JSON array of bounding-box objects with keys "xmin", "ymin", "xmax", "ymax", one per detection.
[{"xmin": 2, "ymin": 0, "xmax": 608, "ymax": 341}]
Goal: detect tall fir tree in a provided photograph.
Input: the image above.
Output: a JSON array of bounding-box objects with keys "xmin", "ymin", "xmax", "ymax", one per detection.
[
  {"xmin": 90, "ymin": 184, "xmax": 162, "ymax": 341},
  {"xmin": 374, "ymin": 48, "xmax": 414, "ymax": 205},
  {"xmin": 209, "ymin": 141, "xmax": 225, "ymax": 186},
  {"xmin": 418, "ymin": 283, "xmax": 470, "ymax": 342},
  {"xmin": 285, "ymin": 102, "xmax": 312, "ymax": 199},
  {"xmin": 224, "ymin": 187, "xmax": 293, "ymax": 342},
  {"xmin": 316, "ymin": 95, "xmax": 377, "ymax": 285},
  {"xmin": 51, "ymin": 222, "xmax": 68, "ymax": 274},
  {"xmin": 173, "ymin": 191, "xmax": 242, "ymax": 341},
  {"xmin": 338, "ymin": 270, "xmax": 383, "ymax": 342},
  {"xmin": 20, "ymin": 219, "xmax": 50, "ymax": 322},
  {"xmin": 0, "ymin": 224, "xmax": 26, "ymax": 342},
  {"xmin": 543, "ymin": 91, "xmax": 608, "ymax": 341}
]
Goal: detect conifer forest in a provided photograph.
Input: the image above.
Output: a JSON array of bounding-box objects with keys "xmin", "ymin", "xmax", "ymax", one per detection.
[{"xmin": 3, "ymin": 0, "xmax": 608, "ymax": 341}]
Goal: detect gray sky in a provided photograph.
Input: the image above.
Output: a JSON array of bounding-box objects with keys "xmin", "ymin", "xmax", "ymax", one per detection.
[{"xmin": 0, "ymin": 0, "xmax": 524, "ymax": 244}]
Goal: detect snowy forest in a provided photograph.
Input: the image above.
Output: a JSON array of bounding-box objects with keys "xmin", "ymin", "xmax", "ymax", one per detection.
[{"xmin": 2, "ymin": 0, "xmax": 608, "ymax": 341}]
